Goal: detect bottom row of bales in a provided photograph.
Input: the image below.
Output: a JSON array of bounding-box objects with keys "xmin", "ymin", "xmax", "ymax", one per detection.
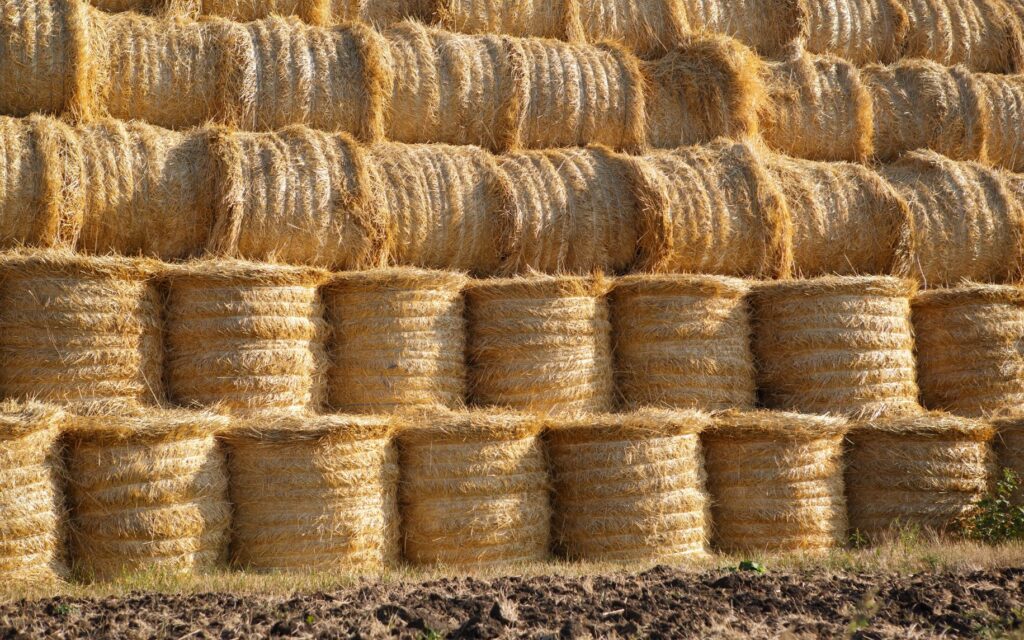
[{"xmin": 1, "ymin": 402, "xmax": 1019, "ymax": 582}]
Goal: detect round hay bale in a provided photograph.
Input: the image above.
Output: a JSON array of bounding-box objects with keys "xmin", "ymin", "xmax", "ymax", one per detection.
[
  {"xmin": 225, "ymin": 413, "xmax": 399, "ymax": 572},
  {"xmin": 902, "ymin": 0, "xmax": 1023, "ymax": 72},
  {"xmin": 575, "ymin": 0, "xmax": 689, "ymax": 57},
  {"xmin": 912, "ymin": 284, "xmax": 1024, "ymax": 417},
  {"xmin": 194, "ymin": 0, "xmax": 332, "ymax": 24},
  {"xmin": 751, "ymin": 276, "xmax": 921, "ymax": 419},
  {"xmin": 679, "ymin": 0, "xmax": 806, "ymax": 56},
  {"xmin": 0, "ymin": 117, "xmax": 54, "ymax": 249},
  {"xmin": 165, "ymin": 260, "xmax": 330, "ymax": 413},
  {"xmin": 633, "ymin": 140, "xmax": 790, "ymax": 277},
  {"xmin": 398, "ymin": 410, "xmax": 549, "ymax": 568},
  {"xmin": 804, "ymin": 0, "xmax": 908, "ymax": 64},
  {"xmin": 991, "ymin": 415, "xmax": 1024, "ymax": 505},
  {"xmin": 0, "ymin": 402, "xmax": 65, "ymax": 581},
  {"xmin": 705, "ymin": 410, "xmax": 849, "ymax": 553},
  {"xmin": 610, "ymin": 275, "xmax": 755, "ymax": 411},
  {"xmin": 466, "ymin": 276, "xmax": 614, "ymax": 415},
  {"xmin": 66, "ymin": 410, "xmax": 231, "ymax": 580},
  {"xmin": 498, "ymin": 146, "xmax": 640, "ymax": 275},
  {"xmin": 22, "ymin": 116, "xmax": 83, "ymax": 248},
  {"xmin": 846, "ymin": 414, "xmax": 996, "ymax": 539},
  {"xmin": 438, "ymin": 0, "xmax": 575, "ymax": 41},
  {"xmin": 0, "ymin": 251, "xmax": 164, "ymax": 414},
  {"xmin": 881, "ymin": 150, "xmax": 1024, "ymax": 286},
  {"xmin": 975, "ymin": 72, "xmax": 1024, "ymax": 172},
  {"xmin": 324, "ymin": 269, "xmax": 467, "ymax": 414},
  {"xmin": 209, "ymin": 127, "xmax": 385, "ymax": 270},
  {"xmin": 546, "ymin": 410, "xmax": 711, "ymax": 562}
]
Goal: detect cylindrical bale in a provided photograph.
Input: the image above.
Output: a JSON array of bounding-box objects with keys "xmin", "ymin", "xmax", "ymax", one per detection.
[
  {"xmin": 0, "ymin": 251, "xmax": 164, "ymax": 414},
  {"xmin": 912, "ymin": 284, "xmax": 1024, "ymax": 417},
  {"xmin": 498, "ymin": 146, "xmax": 640, "ymax": 275},
  {"xmin": 325, "ymin": 269, "xmax": 467, "ymax": 414},
  {"xmin": 902, "ymin": 0, "xmax": 1023, "ymax": 72},
  {"xmin": 804, "ymin": 0, "xmax": 908, "ymax": 64},
  {"xmin": 633, "ymin": 140, "xmax": 790, "ymax": 277},
  {"xmin": 975, "ymin": 73, "xmax": 1024, "ymax": 172},
  {"xmin": 704, "ymin": 411, "xmax": 849, "ymax": 553},
  {"xmin": 165, "ymin": 260, "xmax": 330, "ymax": 413},
  {"xmin": 209, "ymin": 127, "xmax": 385, "ymax": 270},
  {"xmin": 0, "ymin": 117, "xmax": 55, "ymax": 249},
  {"xmin": 466, "ymin": 276, "xmax": 614, "ymax": 415},
  {"xmin": 546, "ymin": 410, "xmax": 711, "ymax": 562},
  {"xmin": 679, "ymin": 0, "xmax": 806, "ymax": 56},
  {"xmin": 991, "ymin": 415, "xmax": 1024, "ymax": 505},
  {"xmin": 0, "ymin": 402, "xmax": 65, "ymax": 581},
  {"xmin": 881, "ymin": 151, "xmax": 1024, "ymax": 286},
  {"xmin": 66, "ymin": 410, "xmax": 231, "ymax": 580},
  {"xmin": 226, "ymin": 413, "xmax": 399, "ymax": 572},
  {"xmin": 366, "ymin": 142, "xmax": 511, "ymax": 273},
  {"xmin": 576, "ymin": 0, "xmax": 689, "ymax": 57},
  {"xmin": 751, "ymin": 276, "xmax": 921, "ymax": 419},
  {"xmin": 398, "ymin": 411, "xmax": 549, "ymax": 568},
  {"xmin": 610, "ymin": 275, "xmax": 756, "ymax": 411},
  {"xmin": 846, "ymin": 413, "xmax": 996, "ymax": 539}
]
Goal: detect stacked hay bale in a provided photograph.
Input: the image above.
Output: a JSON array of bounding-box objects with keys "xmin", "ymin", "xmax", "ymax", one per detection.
[
  {"xmin": 678, "ymin": 0, "xmax": 805, "ymax": 56},
  {"xmin": 704, "ymin": 411, "xmax": 849, "ymax": 553},
  {"xmin": 610, "ymin": 275, "xmax": 756, "ymax": 411},
  {"xmin": 546, "ymin": 410, "xmax": 711, "ymax": 562},
  {"xmin": 465, "ymin": 276, "xmax": 614, "ymax": 415},
  {"xmin": 226, "ymin": 413, "xmax": 399, "ymax": 571},
  {"xmin": 846, "ymin": 413, "xmax": 996, "ymax": 538},
  {"xmin": 66, "ymin": 410, "xmax": 231, "ymax": 579},
  {"xmin": 0, "ymin": 116, "xmax": 65, "ymax": 249},
  {"xmin": 990, "ymin": 415, "xmax": 1024, "ymax": 504},
  {"xmin": 803, "ymin": 0, "xmax": 908, "ymax": 64},
  {"xmin": 975, "ymin": 72, "xmax": 1024, "ymax": 172},
  {"xmin": 164, "ymin": 260, "xmax": 329, "ymax": 413},
  {"xmin": 324, "ymin": 269, "xmax": 467, "ymax": 413},
  {"xmin": 398, "ymin": 411, "xmax": 549, "ymax": 568},
  {"xmin": 901, "ymin": 0, "xmax": 1024, "ymax": 73}
]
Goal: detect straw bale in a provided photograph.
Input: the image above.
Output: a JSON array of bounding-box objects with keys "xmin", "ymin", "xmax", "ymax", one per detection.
[
  {"xmin": 165, "ymin": 260, "xmax": 330, "ymax": 413},
  {"xmin": 498, "ymin": 147, "xmax": 640, "ymax": 275},
  {"xmin": 23, "ymin": 116, "xmax": 83, "ymax": 248},
  {"xmin": 466, "ymin": 276, "xmax": 614, "ymax": 415},
  {"xmin": 610, "ymin": 275, "xmax": 755, "ymax": 411},
  {"xmin": 66, "ymin": 410, "xmax": 231, "ymax": 580},
  {"xmin": 705, "ymin": 411, "xmax": 849, "ymax": 552},
  {"xmin": 991, "ymin": 415, "xmax": 1024, "ymax": 504},
  {"xmin": 210, "ymin": 127, "xmax": 384, "ymax": 269},
  {"xmin": 576, "ymin": 0, "xmax": 689, "ymax": 57},
  {"xmin": 751, "ymin": 276, "xmax": 921, "ymax": 419},
  {"xmin": 366, "ymin": 142, "xmax": 510, "ymax": 273},
  {"xmin": 975, "ymin": 73, "xmax": 1024, "ymax": 172},
  {"xmin": 881, "ymin": 151, "xmax": 1024, "ymax": 286},
  {"xmin": 912, "ymin": 285, "xmax": 1024, "ymax": 417},
  {"xmin": 902, "ymin": 0, "xmax": 1024, "ymax": 72},
  {"xmin": 194, "ymin": 0, "xmax": 330, "ymax": 24},
  {"xmin": 225, "ymin": 413, "xmax": 399, "ymax": 571},
  {"xmin": 399, "ymin": 410, "xmax": 549, "ymax": 568},
  {"xmin": 846, "ymin": 413, "xmax": 996, "ymax": 538},
  {"xmin": 634, "ymin": 140, "xmax": 790, "ymax": 277},
  {"xmin": 0, "ymin": 117, "xmax": 54, "ymax": 248},
  {"xmin": 546, "ymin": 410, "xmax": 711, "ymax": 562},
  {"xmin": 0, "ymin": 402, "xmax": 65, "ymax": 581},
  {"xmin": 679, "ymin": 0, "xmax": 806, "ymax": 56},
  {"xmin": 804, "ymin": 0, "xmax": 908, "ymax": 64},
  {"xmin": 325, "ymin": 269, "xmax": 467, "ymax": 413},
  {"xmin": 0, "ymin": 251, "xmax": 164, "ymax": 414}
]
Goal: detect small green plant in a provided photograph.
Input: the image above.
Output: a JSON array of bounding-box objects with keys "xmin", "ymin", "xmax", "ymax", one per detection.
[
  {"xmin": 305, "ymin": 614, "xmax": 316, "ymax": 625},
  {"xmin": 848, "ymin": 529, "xmax": 869, "ymax": 549},
  {"xmin": 738, "ymin": 560, "xmax": 766, "ymax": 574},
  {"xmin": 419, "ymin": 630, "xmax": 445, "ymax": 640},
  {"xmin": 967, "ymin": 468, "xmax": 1024, "ymax": 544}
]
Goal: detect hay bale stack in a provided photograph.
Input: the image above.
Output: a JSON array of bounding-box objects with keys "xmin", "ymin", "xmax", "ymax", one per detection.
[
  {"xmin": 991, "ymin": 415, "xmax": 1024, "ymax": 504},
  {"xmin": 0, "ymin": 402, "xmax": 65, "ymax": 581},
  {"xmin": 804, "ymin": 0, "xmax": 908, "ymax": 64},
  {"xmin": 0, "ymin": 251, "xmax": 163, "ymax": 414},
  {"xmin": 881, "ymin": 151, "xmax": 1024, "ymax": 286},
  {"xmin": 66, "ymin": 411, "xmax": 231, "ymax": 580},
  {"xmin": 751, "ymin": 276, "xmax": 921, "ymax": 419},
  {"xmin": 466, "ymin": 276, "xmax": 614, "ymax": 415},
  {"xmin": 679, "ymin": 0, "xmax": 806, "ymax": 56},
  {"xmin": 210, "ymin": 127, "xmax": 384, "ymax": 270},
  {"xmin": 546, "ymin": 410, "xmax": 711, "ymax": 562},
  {"xmin": 226, "ymin": 413, "xmax": 399, "ymax": 571},
  {"xmin": 902, "ymin": 0, "xmax": 1023, "ymax": 72},
  {"xmin": 0, "ymin": 117, "xmax": 55, "ymax": 249},
  {"xmin": 846, "ymin": 414, "xmax": 995, "ymax": 538},
  {"xmin": 610, "ymin": 275, "xmax": 755, "ymax": 411},
  {"xmin": 325, "ymin": 269, "xmax": 467, "ymax": 413},
  {"xmin": 499, "ymin": 147, "xmax": 640, "ymax": 275},
  {"xmin": 399, "ymin": 411, "xmax": 549, "ymax": 568},
  {"xmin": 704, "ymin": 411, "xmax": 849, "ymax": 553},
  {"xmin": 165, "ymin": 260, "xmax": 329, "ymax": 413},
  {"xmin": 634, "ymin": 140, "xmax": 790, "ymax": 277},
  {"xmin": 912, "ymin": 285, "xmax": 1024, "ymax": 417},
  {"xmin": 975, "ymin": 73, "xmax": 1024, "ymax": 172}
]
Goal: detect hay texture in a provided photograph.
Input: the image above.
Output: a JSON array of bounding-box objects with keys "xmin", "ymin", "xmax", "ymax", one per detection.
[
  {"xmin": 912, "ymin": 285, "xmax": 1024, "ymax": 417},
  {"xmin": 991, "ymin": 415, "xmax": 1024, "ymax": 504},
  {"xmin": 324, "ymin": 269, "xmax": 467, "ymax": 413},
  {"xmin": 901, "ymin": 0, "xmax": 1023, "ymax": 72},
  {"xmin": 976, "ymin": 73, "xmax": 1024, "ymax": 172},
  {"xmin": 0, "ymin": 402, "xmax": 65, "ymax": 581},
  {"xmin": 610, "ymin": 275, "xmax": 756, "ymax": 411},
  {"xmin": 226, "ymin": 413, "xmax": 399, "ymax": 571},
  {"xmin": 679, "ymin": 0, "xmax": 806, "ymax": 56},
  {"xmin": 466, "ymin": 276, "xmax": 614, "ymax": 415},
  {"xmin": 66, "ymin": 410, "xmax": 231, "ymax": 580},
  {"xmin": 751, "ymin": 277, "xmax": 921, "ymax": 419},
  {"xmin": 803, "ymin": 0, "xmax": 908, "ymax": 64},
  {"xmin": 546, "ymin": 410, "xmax": 711, "ymax": 562},
  {"xmin": 846, "ymin": 414, "xmax": 996, "ymax": 538},
  {"xmin": 705, "ymin": 411, "xmax": 849, "ymax": 553},
  {"xmin": 399, "ymin": 411, "xmax": 549, "ymax": 568},
  {"xmin": 0, "ymin": 251, "xmax": 163, "ymax": 414},
  {"xmin": 881, "ymin": 151, "xmax": 1024, "ymax": 286},
  {"xmin": 165, "ymin": 260, "xmax": 329, "ymax": 413},
  {"xmin": 0, "ymin": 117, "xmax": 60, "ymax": 249}
]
